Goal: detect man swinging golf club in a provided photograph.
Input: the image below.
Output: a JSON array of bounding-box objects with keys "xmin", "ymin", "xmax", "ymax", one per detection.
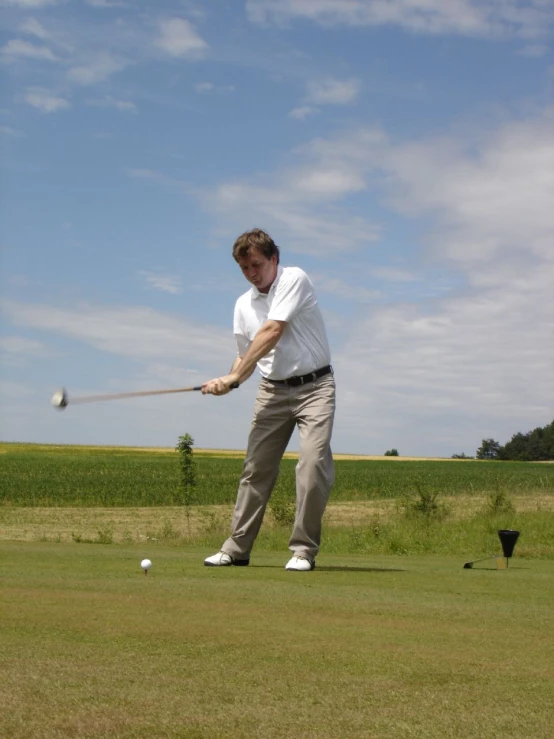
[{"xmin": 202, "ymin": 229, "xmax": 336, "ymax": 571}]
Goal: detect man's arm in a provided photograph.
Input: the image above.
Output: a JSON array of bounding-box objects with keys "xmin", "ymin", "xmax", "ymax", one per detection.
[{"xmin": 201, "ymin": 319, "xmax": 285, "ymax": 395}]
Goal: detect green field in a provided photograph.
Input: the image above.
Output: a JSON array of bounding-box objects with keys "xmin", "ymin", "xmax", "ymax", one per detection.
[
  {"xmin": 2, "ymin": 542, "xmax": 553, "ymax": 739},
  {"xmin": 2, "ymin": 442, "xmax": 553, "ymax": 507},
  {"xmin": 2, "ymin": 441, "xmax": 553, "ymax": 560}
]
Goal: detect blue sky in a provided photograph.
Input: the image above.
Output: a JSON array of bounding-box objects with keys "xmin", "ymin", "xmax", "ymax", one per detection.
[{"xmin": 1, "ymin": 0, "xmax": 553, "ymax": 457}]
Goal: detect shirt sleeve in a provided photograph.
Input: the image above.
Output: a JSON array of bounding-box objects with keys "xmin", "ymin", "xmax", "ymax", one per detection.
[
  {"xmin": 268, "ymin": 268, "xmax": 314, "ymax": 323},
  {"xmin": 233, "ymin": 299, "xmax": 251, "ymax": 357}
]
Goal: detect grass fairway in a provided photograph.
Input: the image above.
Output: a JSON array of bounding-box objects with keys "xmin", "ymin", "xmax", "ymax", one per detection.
[{"xmin": 2, "ymin": 543, "xmax": 553, "ymax": 738}]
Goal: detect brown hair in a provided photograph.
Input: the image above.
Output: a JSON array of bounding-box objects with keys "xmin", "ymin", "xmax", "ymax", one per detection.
[{"xmin": 232, "ymin": 228, "xmax": 280, "ymax": 264}]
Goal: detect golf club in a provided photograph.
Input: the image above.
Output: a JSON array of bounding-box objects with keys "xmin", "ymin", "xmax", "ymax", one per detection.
[{"xmin": 51, "ymin": 382, "xmax": 239, "ymax": 410}]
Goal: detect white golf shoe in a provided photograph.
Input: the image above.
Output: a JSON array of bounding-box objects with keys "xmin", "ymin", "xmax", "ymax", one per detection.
[
  {"xmin": 204, "ymin": 551, "xmax": 250, "ymax": 567},
  {"xmin": 285, "ymin": 555, "xmax": 315, "ymax": 571}
]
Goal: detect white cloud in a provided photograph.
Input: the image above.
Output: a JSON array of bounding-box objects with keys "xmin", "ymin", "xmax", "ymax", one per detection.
[
  {"xmin": 369, "ymin": 267, "xmax": 418, "ymax": 282},
  {"xmin": 278, "ymin": 110, "xmax": 554, "ymax": 268},
  {"xmin": 128, "ymin": 168, "xmax": 195, "ymax": 197},
  {"xmin": 194, "ymin": 81, "xmax": 235, "ymax": 94},
  {"xmin": 311, "ymin": 110, "xmax": 553, "ymax": 453},
  {"xmin": 2, "ymin": 0, "xmax": 60, "ymax": 7},
  {"xmin": 198, "ymin": 130, "xmax": 382, "ymax": 253},
  {"xmin": 195, "ymin": 81, "xmax": 214, "ymax": 92},
  {"xmin": 293, "ymin": 167, "xmax": 366, "ymax": 196},
  {"xmin": 68, "ymin": 53, "xmax": 127, "ymax": 85},
  {"xmin": 198, "ymin": 106, "xmax": 554, "ymax": 453},
  {"xmin": 210, "ymin": 180, "xmax": 379, "ymax": 255},
  {"xmin": 518, "ymin": 43, "xmax": 548, "ymax": 57},
  {"xmin": 156, "ymin": 17, "xmax": 207, "ymax": 57},
  {"xmin": 0, "ymin": 336, "xmax": 49, "ymax": 369},
  {"xmin": 22, "ymin": 88, "xmax": 70, "ymax": 113},
  {"xmin": 85, "ymin": 0, "xmax": 128, "ymax": 7},
  {"xmin": 139, "ymin": 271, "xmax": 182, "ymax": 295},
  {"xmin": 307, "ymin": 77, "xmax": 360, "ymax": 105},
  {"xmin": 20, "ymin": 18, "xmax": 51, "ymax": 40},
  {"xmin": 289, "ymin": 105, "xmax": 318, "ymax": 120},
  {"xmin": 311, "ymin": 274, "xmax": 381, "ymax": 301},
  {"xmin": 378, "ymin": 111, "xmax": 554, "ymax": 265},
  {"xmin": 0, "ymin": 336, "xmax": 45, "ymax": 356},
  {"xmin": 0, "ymin": 379, "xmax": 34, "ymax": 400},
  {"xmin": 246, "ymin": 0, "xmax": 554, "ymax": 39},
  {"xmin": 288, "ymin": 78, "xmax": 358, "ymax": 123},
  {"xmin": 334, "ymin": 258, "xmax": 554, "ymax": 453},
  {"xmin": 0, "ymin": 125, "xmax": 25, "ymax": 137},
  {"xmin": 2, "ymin": 300, "xmax": 235, "ymax": 367},
  {"xmin": 86, "ymin": 95, "xmax": 137, "ymax": 113},
  {"xmin": 1, "ymin": 39, "xmax": 58, "ymax": 61}
]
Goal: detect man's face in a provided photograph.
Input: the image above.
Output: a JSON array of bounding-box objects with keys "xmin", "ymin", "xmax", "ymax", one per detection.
[{"xmin": 237, "ymin": 247, "xmax": 278, "ymax": 294}]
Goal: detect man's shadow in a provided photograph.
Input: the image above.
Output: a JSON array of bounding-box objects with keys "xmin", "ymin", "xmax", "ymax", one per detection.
[
  {"xmin": 316, "ymin": 565, "xmax": 405, "ymax": 573},
  {"xmin": 252, "ymin": 565, "xmax": 405, "ymax": 573}
]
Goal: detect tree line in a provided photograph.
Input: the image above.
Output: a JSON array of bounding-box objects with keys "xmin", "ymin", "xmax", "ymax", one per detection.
[{"xmin": 452, "ymin": 420, "xmax": 554, "ymax": 461}]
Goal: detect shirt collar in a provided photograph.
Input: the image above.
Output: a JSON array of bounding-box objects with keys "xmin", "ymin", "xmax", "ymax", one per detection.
[{"xmin": 252, "ymin": 265, "xmax": 283, "ymax": 299}]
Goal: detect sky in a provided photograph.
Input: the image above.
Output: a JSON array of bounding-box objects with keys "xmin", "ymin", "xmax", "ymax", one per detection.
[{"xmin": 1, "ymin": 0, "xmax": 553, "ymax": 457}]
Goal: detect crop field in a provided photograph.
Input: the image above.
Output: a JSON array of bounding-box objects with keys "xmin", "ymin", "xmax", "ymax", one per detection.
[
  {"xmin": 2, "ymin": 441, "xmax": 553, "ymax": 560},
  {"xmin": 2, "ymin": 442, "xmax": 553, "ymax": 507}
]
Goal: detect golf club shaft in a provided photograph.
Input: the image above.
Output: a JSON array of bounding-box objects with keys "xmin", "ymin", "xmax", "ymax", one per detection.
[
  {"xmin": 68, "ymin": 386, "xmax": 202, "ymax": 405},
  {"xmin": 67, "ymin": 381, "xmax": 239, "ymax": 406}
]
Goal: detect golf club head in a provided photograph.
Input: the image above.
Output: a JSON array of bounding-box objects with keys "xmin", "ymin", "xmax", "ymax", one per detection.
[{"xmin": 51, "ymin": 388, "xmax": 68, "ymax": 410}]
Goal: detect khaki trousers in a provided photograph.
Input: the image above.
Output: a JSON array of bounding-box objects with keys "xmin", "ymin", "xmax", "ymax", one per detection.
[{"xmin": 222, "ymin": 373, "xmax": 336, "ymax": 561}]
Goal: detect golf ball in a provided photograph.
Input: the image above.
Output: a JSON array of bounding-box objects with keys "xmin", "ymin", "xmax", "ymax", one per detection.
[{"xmin": 141, "ymin": 559, "xmax": 152, "ymax": 570}]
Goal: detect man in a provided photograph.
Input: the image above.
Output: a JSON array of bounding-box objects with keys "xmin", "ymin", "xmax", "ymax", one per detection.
[{"xmin": 202, "ymin": 228, "xmax": 335, "ymax": 571}]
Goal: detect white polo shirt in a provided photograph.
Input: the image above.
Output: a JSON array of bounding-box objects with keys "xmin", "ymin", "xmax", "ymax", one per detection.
[{"xmin": 233, "ymin": 266, "xmax": 331, "ymax": 380}]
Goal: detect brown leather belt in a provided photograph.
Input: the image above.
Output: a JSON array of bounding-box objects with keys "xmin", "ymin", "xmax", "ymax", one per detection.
[{"xmin": 267, "ymin": 365, "xmax": 333, "ymax": 387}]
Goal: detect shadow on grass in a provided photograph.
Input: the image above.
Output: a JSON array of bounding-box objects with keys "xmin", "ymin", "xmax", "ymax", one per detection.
[
  {"xmin": 462, "ymin": 565, "xmax": 530, "ymax": 571},
  {"xmin": 248, "ymin": 565, "xmax": 405, "ymax": 573},
  {"xmin": 316, "ymin": 566, "xmax": 405, "ymax": 573}
]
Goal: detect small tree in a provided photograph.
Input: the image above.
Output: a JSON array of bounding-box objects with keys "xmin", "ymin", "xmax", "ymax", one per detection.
[
  {"xmin": 175, "ymin": 434, "xmax": 197, "ymax": 534},
  {"xmin": 451, "ymin": 452, "xmax": 473, "ymax": 459},
  {"xmin": 384, "ymin": 449, "xmax": 399, "ymax": 457}
]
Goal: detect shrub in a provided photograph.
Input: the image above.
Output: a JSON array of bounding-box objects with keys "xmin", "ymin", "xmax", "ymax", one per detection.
[
  {"xmin": 269, "ymin": 497, "xmax": 296, "ymax": 527},
  {"xmin": 485, "ymin": 489, "xmax": 516, "ymax": 517},
  {"xmin": 400, "ymin": 480, "xmax": 450, "ymax": 521}
]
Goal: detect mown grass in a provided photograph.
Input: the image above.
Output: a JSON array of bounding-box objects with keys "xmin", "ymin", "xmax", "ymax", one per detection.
[
  {"xmin": 2, "ymin": 442, "xmax": 553, "ymax": 507},
  {"xmin": 1, "ymin": 542, "xmax": 553, "ymax": 739}
]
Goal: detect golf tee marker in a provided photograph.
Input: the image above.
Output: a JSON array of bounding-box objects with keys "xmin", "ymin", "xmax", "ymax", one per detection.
[{"xmin": 463, "ymin": 529, "xmax": 520, "ymax": 570}]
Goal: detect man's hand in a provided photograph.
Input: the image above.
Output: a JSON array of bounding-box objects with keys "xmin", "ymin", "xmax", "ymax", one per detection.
[
  {"xmin": 202, "ymin": 320, "xmax": 284, "ymax": 397},
  {"xmin": 201, "ymin": 374, "xmax": 239, "ymax": 396}
]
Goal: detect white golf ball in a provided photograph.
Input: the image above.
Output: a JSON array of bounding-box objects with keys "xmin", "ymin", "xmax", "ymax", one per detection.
[{"xmin": 141, "ymin": 559, "xmax": 152, "ymax": 570}]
